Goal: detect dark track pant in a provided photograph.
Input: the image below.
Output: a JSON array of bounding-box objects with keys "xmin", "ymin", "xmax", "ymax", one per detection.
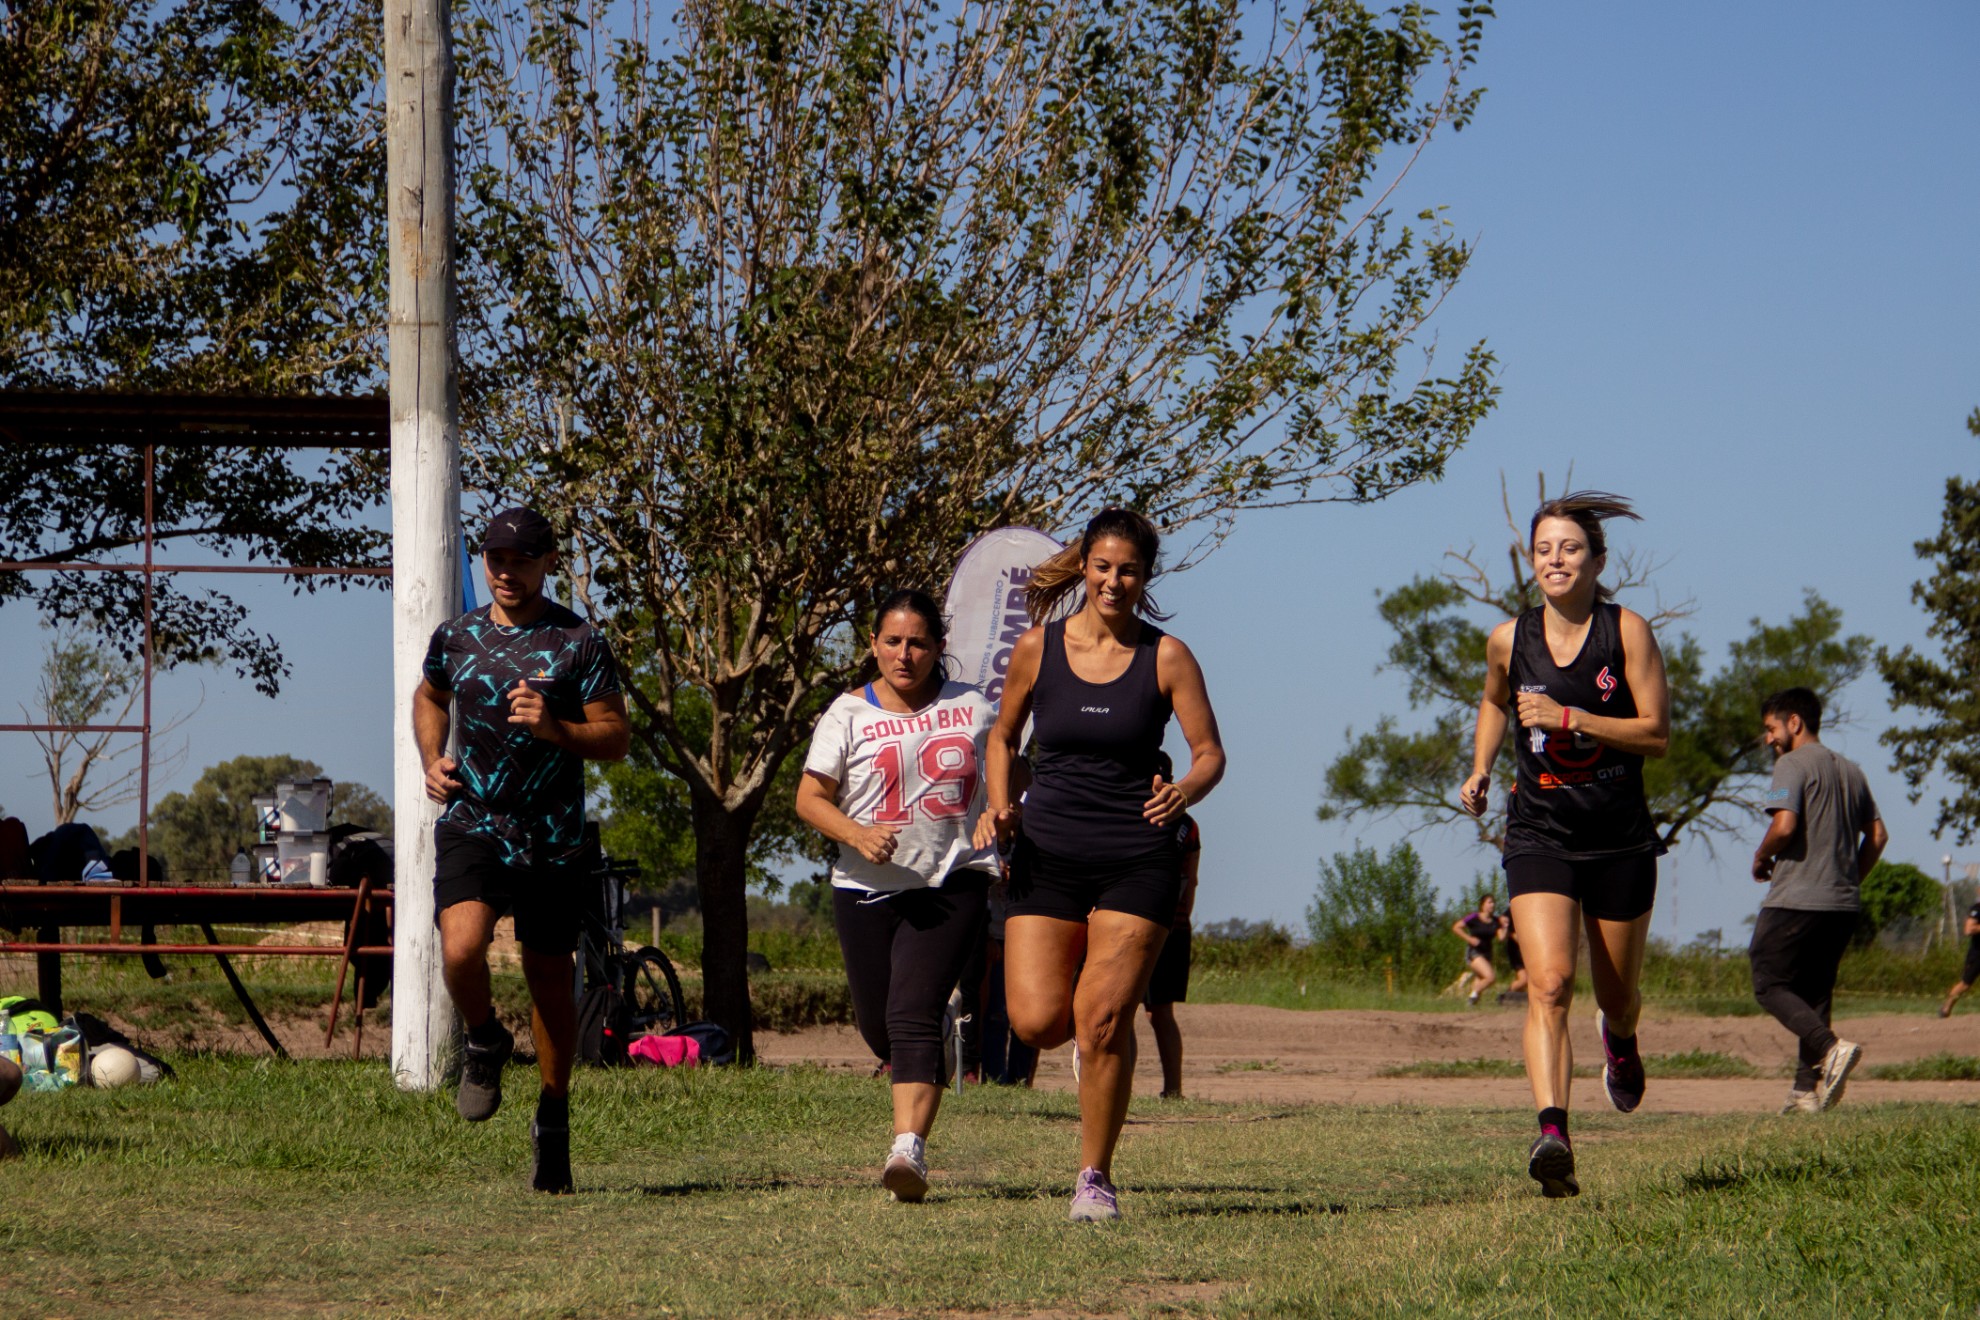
[
  {"xmin": 1749, "ymin": 907, "xmax": 1858, "ymax": 1091},
  {"xmin": 835, "ymin": 875, "xmax": 988, "ymax": 1087}
]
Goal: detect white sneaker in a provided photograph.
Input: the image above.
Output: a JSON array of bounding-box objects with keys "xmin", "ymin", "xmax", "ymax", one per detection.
[
  {"xmin": 1816, "ymin": 1039, "xmax": 1862, "ymax": 1112},
  {"xmin": 882, "ymin": 1133, "xmax": 928, "ymax": 1203},
  {"xmin": 1778, "ymin": 1088, "xmax": 1820, "ymax": 1115}
]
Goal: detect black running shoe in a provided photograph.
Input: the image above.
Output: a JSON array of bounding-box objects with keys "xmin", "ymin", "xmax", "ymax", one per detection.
[
  {"xmin": 1527, "ymin": 1131, "xmax": 1579, "ymax": 1199},
  {"xmin": 456, "ymin": 1023, "xmax": 514, "ymax": 1123},
  {"xmin": 1598, "ymin": 1011, "xmax": 1645, "ymax": 1114},
  {"xmin": 530, "ymin": 1120, "xmax": 574, "ymax": 1194}
]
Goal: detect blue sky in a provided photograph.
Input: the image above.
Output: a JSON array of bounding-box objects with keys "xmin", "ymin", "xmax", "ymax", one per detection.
[{"xmin": 5, "ymin": 4, "xmax": 1977, "ymax": 945}]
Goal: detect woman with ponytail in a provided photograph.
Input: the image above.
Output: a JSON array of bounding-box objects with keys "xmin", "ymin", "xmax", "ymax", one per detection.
[
  {"xmin": 975, "ymin": 509, "xmax": 1226, "ymax": 1222},
  {"xmin": 1459, "ymin": 492, "xmax": 1670, "ymax": 1199}
]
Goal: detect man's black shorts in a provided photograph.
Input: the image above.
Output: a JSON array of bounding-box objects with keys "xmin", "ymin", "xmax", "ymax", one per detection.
[
  {"xmin": 1006, "ymin": 835, "xmax": 1181, "ymax": 927},
  {"xmin": 433, "ymin": 820, "xmax": 582, "ymax": 955},
  {"xmin": 1504, "ymin": 851, "xmax": 1657, "ymax": 922},
  {"xmin": 1144, "ymin": 923, "xmax": 1193, "ymax": 1007},
  {"xmin": 1963, "ymin": 940, "xmax": 1980, "ymax": 987}
]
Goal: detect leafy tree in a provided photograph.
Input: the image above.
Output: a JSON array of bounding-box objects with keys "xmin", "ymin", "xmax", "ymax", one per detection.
[
  {"xmin": 22, "ymin": 626, "xmax": 191, "ymax": 825},
  {"xmin": 1855, "ymin": 860, "xmax": 1941, "ymax": 948},
  {"xmin": 134, "ymin": 754, "xmax": 390, "ymax": 885},
  {"xmin": 1877, "ymin": 408, "xmax": 1980, "ymax": 842},
  {"xmin": 1319, "ymin": 474, "xmax": 1871, "ymax": 852},
  {"xmin": 0, "ymin": 0, "xmax": 389, "ymax": 692},
  {"xmin": 1305, "ymin": 841, "xmax": 1444, "ymax": 984},
  {"xmin": 456, "ymin": 0, "xmax": 1499, "ymax": 1056}
]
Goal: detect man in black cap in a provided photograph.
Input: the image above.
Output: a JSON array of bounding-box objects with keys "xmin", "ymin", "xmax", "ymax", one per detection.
[{"xmin": 413, "ymin": 506, "xmax": 630, "ymax": 1192}]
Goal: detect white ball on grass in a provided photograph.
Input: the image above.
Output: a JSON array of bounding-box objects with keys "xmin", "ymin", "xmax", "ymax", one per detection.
[{"xmin": 89, "ymin": 1044, "xmax": 141, "ymax": 1089}]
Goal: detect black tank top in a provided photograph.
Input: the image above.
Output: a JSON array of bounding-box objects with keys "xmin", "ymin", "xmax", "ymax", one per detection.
[
  {"xmin": 1461, "ymin": 913, "xmax": 1498, "ymax": 954},
  {"xmin": 1022, "ymin": 618, "xmax": 1174, "ymax": 861},
  {"xmin": 1503, "ymin": 603, "xmax": 1662, "ymax": 861}
]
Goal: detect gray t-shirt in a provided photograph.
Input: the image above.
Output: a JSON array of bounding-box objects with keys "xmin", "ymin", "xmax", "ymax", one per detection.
[{"xmin": 1760, "ymin": 742, "xmax": 1879, "ymax": 912}]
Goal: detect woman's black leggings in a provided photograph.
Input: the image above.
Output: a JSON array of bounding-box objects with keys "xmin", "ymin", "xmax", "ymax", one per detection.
[{"xmin": 834, "ymin": 874, "xmax": 989, "ymax": 1087}]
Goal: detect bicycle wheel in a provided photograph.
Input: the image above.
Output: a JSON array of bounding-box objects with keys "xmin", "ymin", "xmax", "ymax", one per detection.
[{"xmin": 622, "ymin": 944, "xmax": 687, "ymax": 1037}]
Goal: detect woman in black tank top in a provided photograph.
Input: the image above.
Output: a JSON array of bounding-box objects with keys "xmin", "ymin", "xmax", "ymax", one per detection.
[
  {"xmin": 1458, "ymin": 492, "xmax": 1670, "ymax": 1200},
  {"xmin": 975, "ymin": 509, "xmax": 1226, "ymax": 1223}
]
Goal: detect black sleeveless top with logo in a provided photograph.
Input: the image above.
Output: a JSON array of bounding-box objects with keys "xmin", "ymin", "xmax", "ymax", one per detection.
[
  {"xmin": 1022, "ymin": 618, "xmax": 1175, "ymax": 861},
  {"xmin": 1503, "ymin": 603, "xmax": 1662, "ymax": 862}
]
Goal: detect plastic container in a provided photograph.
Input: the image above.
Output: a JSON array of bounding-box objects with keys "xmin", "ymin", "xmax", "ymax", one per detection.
[
  {"xmin": 274, "ymin": 779, "xmax": 332, "ymax": 834},
  {"xmin": 229, "ymin": 850, "xmax": 252, "ymax": 887},
  {"xmin": 253, "ymin": 843, "xmax": 280, "ymax": 884},
  {"xmin": 276, "ymin": 832, "xmax": 331, "ymax": 886},
  {"xmin": 251, "ymin": 794, "xmax": 279, "ymax": 842}
]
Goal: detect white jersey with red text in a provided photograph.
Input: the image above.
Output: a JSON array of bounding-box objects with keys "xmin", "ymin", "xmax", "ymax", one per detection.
[{"xmin": 803, "ymin": 679, "xmax": 999, "ymax": 892}]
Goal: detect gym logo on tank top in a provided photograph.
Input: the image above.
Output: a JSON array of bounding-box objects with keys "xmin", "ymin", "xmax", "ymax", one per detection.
[{"xmin": 1503, "ymin": 603, "xmax": 1661, "ymax": 862}]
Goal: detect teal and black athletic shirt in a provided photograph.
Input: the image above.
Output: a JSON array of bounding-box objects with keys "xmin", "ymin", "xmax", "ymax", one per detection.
[
  {"xmin": 1503, "ymin": 603, "xmax": 1661, "ymax": 862},
  {"xmin": 422, "ymin": 603, "xmax": 620, "ymax": 868}
]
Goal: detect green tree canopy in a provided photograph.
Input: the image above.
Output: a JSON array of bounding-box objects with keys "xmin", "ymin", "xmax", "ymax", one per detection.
[
  {"xmin": 1877, "ymin": 408, "xmax": 1980, "ymax": 843},
  {"xmin": 1855, "ymin": 860, "xmax": 1941, "ymax": 948},
  {"xmin": 1319, "ymin": 475, "xmax": 1871, "ymax": 853},
  {"xmin": 1, "ymin": 0, "xmax": 389, "ymax": 692},
  {"xmin": 1305, "ymin": 840, "xmax": 1446, "ymax": 984},
  {"xmin": 456, "ymin": 0, "xmax": 1499, "ymax": 1056}
]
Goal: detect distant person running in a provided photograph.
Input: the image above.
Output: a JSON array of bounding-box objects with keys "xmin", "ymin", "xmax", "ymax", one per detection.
[
  {"xmin": 1749, "ymin": 687, "xmax": 1886, "ymax": 1113},
  {"xmin": 1451, "ymin": 894, "xmax": 1501, "ymax": 1006},
  {"xmin": 1499, "ymin": 910, "xmax": 1529, "ymax": 1002},
  {"xmin": 1143, "ymin": 752, "xmax": 1201, "ymax": 1099},
  {"xmin": 1459, "ymin": 492, "xmax": 1670, "ymax": 1199},
  {"xmin": 1939, "ymin": 900, "xmax": 1980, "ymax": 1019},
  {"xmin": 795, "ymin": 590, "xmax": 998, "ymax": 1204},
  {"xmin": 978, "ymin": 508, "xmax": 1226, "ymax": 1222},
  {"xmin": 415, "ymin": 507, "xmax": 630, "ymax": 1194}
]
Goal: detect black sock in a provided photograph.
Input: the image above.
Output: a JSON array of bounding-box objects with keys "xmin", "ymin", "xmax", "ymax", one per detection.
[
  {"xmin": 467, "ymin": 1016, "xmax": 507, "ymax": 1048},
  {"xmin": 1538, "ymin": 1107, "xmax": 1568, "ymax": 1137},
  {"xmin": 536, "ymin": 1088, "xmax": 569, "ymax": 1128}
]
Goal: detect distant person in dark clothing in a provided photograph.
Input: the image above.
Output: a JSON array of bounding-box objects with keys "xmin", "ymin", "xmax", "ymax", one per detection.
[
  {"xmin": 1939, "ymin": 901, "xmax": 1980, "ymax": 1019},
  {"xmin": 1749, "ymin": 687, "xmax": 1886, "ymax": 1114},
  {"xmin": 1143, "ymin": 751, "xmax": 1202, "ymax": 1098},
  {"xmin": 415, "ymin": 506, "xmax": 630, "ymax": 1193},
  {"xmin": 1451, "ymin": 894, "xmax": 1501, "ymax": 1006}
]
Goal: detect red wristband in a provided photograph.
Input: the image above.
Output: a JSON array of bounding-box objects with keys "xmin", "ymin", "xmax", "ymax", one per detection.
[{"xmin": 1560, "ymin": 705, "xmax": 1573, "ymax": 731}]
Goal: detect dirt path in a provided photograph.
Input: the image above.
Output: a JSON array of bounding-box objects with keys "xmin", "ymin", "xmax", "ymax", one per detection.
[{"xmin": 756, "ymin": 1002, "xmax": 1980, "ymax": 1115}]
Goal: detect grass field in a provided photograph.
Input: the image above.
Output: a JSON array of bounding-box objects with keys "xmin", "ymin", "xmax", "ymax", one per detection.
[{"xmin": 3, "ymin": 1059, "xmax": 1974, "ymax": 1318}]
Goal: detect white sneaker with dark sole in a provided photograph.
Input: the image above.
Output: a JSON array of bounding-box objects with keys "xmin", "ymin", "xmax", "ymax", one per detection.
[
  {"xmin": 1816, "ymin": 1039, "xmax": 1862, "ymax": 1111},
  {"xmin": 882, "ymin": 1134, "xmax": 928, "ymax": 1203}
]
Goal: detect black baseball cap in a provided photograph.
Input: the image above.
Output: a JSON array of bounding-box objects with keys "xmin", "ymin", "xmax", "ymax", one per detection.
[{"xmin": 480, "ymin": 506, "xmax": 556, "ymax": 557}]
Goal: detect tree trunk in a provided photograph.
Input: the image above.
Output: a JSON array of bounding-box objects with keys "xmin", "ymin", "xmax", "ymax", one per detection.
[{"xmin": 689, "ymin": 785, "xmax": 763, "ymax": 1064}]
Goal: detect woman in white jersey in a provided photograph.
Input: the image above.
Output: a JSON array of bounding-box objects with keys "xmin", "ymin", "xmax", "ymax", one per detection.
[{"xmin": 796, "ymin": 589, "xmax": 999, "ymax": 1203}]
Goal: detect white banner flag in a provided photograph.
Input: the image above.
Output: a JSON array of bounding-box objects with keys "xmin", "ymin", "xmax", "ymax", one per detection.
[{"xmin": 943, "ymin": 527, "xmax": 1062, "ymax": 704}]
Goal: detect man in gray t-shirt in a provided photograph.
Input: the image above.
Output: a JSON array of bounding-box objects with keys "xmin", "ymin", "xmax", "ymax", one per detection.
[{"xmin": 1748, "ymin": 688, "xmax": 1887, "ymax": 1113}]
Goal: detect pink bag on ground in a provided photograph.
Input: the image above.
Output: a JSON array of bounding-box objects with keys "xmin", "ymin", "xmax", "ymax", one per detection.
[{"xmin": 629, "ymin": 1034, "xmax": 701, "ymax": 1068}]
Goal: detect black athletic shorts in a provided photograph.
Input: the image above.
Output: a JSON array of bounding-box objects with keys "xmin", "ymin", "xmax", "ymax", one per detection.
[
  {"xmin": 1006, "ymin": 835, "xmax": 1181, "ymax": 927},
  {"xmin": 1963, "ymin": 941, "xmax": 1980, "ymax": 987},
  {"xmin": 1504, "ymin": 851, "xmax": 1657, "ymax": 922},
  {"xmin": 433, "ymin": 820, "xmax": 583, "ymax": 955},
  {"xmin": 1144, "ymin": 923, "xmax": 1192, "ymax": 1007}
]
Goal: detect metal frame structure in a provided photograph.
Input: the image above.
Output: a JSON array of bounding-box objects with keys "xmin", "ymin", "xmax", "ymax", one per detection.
[{"xmin": 0, "ymin": 391, "xmax": 395, "ymax": 1053}]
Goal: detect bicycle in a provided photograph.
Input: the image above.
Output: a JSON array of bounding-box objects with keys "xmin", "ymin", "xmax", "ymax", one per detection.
[{"xmin": 575, "ymin": 839, "xmax": 687, "ymax": 1043}]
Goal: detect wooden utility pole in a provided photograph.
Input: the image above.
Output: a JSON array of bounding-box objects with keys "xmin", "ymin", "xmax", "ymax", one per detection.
[{"xmin": 385, "ymin": 0, "xmax": 462, "ymax": 1090}]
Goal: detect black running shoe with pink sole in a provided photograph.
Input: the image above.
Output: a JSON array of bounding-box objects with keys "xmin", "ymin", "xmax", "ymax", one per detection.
[
  {"xmin": 1527, "ymin": 1132, "xmax": 1579, "ymax": 1199},
  {"xmin": 1598, "ymin": 1011, "xmax": 1645, "ymax": 1114}
]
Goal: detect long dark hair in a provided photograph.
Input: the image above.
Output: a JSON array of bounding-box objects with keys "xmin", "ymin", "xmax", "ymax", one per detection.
[
  {"xmin": 1529, "ymin": 491, "xmax": 1640, "ymax": 603},
  {"xmin": 871, "ymin": 588, "xmax": 947, "ymax": 643},
  {"xmin": 1024, "ymin": 508, "xmax": 1169, "ymax": 623}
]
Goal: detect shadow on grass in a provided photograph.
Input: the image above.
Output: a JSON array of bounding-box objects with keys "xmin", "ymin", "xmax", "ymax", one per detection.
[{"xmin": 1681, "ymin": 1153, "xmax": 1858, "ymax": 1193}]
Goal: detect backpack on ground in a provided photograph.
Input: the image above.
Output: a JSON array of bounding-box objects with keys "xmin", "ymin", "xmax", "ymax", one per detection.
[{"xmin": 667, "ymin": 1021, "xmax": 736, "ymax": 1067}]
